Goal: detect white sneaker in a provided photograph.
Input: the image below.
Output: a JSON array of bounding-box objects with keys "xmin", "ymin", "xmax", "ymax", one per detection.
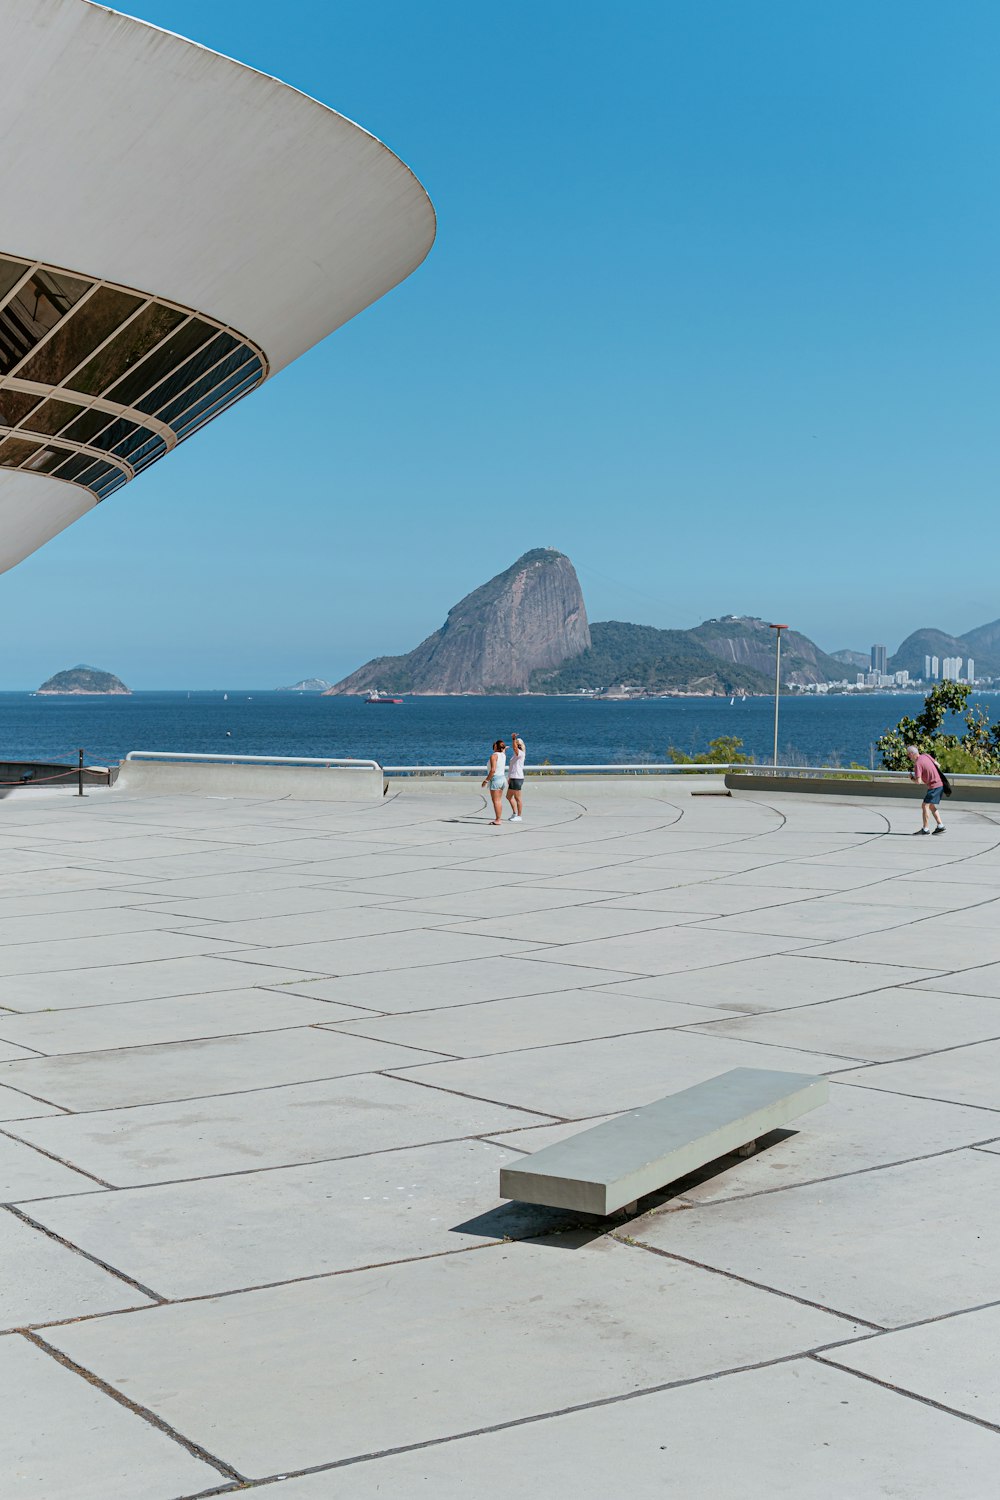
[{"xmin": 511, "ymin": 814, "xmax": 522, "ymax": 821}]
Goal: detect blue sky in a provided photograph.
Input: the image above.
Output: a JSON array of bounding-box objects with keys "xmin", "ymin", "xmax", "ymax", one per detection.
[{"xmin": 5, "ymin": 0, "xmax": 999, "ymax": 687}]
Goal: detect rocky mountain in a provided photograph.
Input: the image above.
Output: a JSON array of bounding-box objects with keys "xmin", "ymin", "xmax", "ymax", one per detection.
[
  {"xmin": 830, "ymin": 648, "xmax": 870, "ymax": 671},
  {"xmin": 37, "ymin": 665, "xmax": 130, "ymax": 695},
  {"xmin": 959, "ymin": 617, "xmax": 1000, "ymax": 670},
  {"xmin": 890, "ymin": 628, "xmax": 978, "ymax": 678},
  {"xmin": 277, "ymin": 677, "xmax": 331, "ymax": 692},
  {"xmin": 688, "ymin": 617, "xmax": 846, "ymax": 687},
  {"xmin": 325, "ymin": 549, "xmax": 590, "ymax": 695},
  {"xmin": 533, "ymin": 621, "xmax": 770, "ymax": 695}
]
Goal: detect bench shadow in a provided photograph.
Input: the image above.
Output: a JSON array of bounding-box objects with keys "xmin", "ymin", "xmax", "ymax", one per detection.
[{"xmin": 452, "ymin": 1128, "xmax": 798, "ymax": 1247}]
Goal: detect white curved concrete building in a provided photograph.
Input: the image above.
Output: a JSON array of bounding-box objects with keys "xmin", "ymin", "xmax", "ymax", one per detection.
[{"xmin": 0, "ymin": 0, "xmax": 435, "ymax": 572}]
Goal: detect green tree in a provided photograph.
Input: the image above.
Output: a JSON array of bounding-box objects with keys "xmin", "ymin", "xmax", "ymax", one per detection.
[
  {"xmin": 668, "ymin": 735, "xmax": 753, "ymax": 766},
  {"xmin": 877, "ymin": 682, "xmax": 1000, "ymax": 773}
]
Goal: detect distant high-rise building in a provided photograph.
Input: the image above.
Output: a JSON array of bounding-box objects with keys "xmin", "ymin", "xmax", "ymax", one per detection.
[
  {"xmin": 931, "ymin": 655, "xmax": 940, "ymax": 680},
  {"xmin": 925, "ymin": 655, "xmax": 932, "ymax": 680},
  {"xmin": 894, "ymin": 670, "xmax": 909, "ymax": 686},
  {"xmin": 871, "ymin": 644, "xmax": 887, "ymax": 675},
  {"xmin": 942, "ymin": 656, "xmax": 961, "ymax": 681},
  {"xmin": 968, "ymin": 658, "xmax": 975, "ymax": 682}
]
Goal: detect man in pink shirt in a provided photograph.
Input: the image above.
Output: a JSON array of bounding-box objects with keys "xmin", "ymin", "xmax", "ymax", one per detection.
[{"xmin": 906, "ymin": 744, "xmax": 945, "ymax": 835}]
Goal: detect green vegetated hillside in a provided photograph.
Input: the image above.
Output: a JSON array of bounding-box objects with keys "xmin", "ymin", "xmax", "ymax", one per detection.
[
  {"xmin": 531, "ymin": 622, "xmax": 771, "ymax": 695},
  {"xmin": 890, "ymin": 623, "xmax": 1000, "ymax": 679}
]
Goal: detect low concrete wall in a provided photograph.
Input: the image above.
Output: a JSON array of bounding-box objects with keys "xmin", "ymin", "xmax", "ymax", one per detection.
[
  {"xmin": 725, "ymin": 773, "xmax": 1000, "ymax": 805},
  {"xmin": 116, "ymin": 759, "xmax": 384, "ymax": 801}
]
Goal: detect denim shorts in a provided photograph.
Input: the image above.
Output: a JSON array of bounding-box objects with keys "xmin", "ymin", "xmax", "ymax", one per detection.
[
  {"xmin": 489, "ymin": 775, "xmax": 505, "ymax": 791},
  {"xmin": 923, "ymin": 786, "xmax": 943, "ymax": 805}
]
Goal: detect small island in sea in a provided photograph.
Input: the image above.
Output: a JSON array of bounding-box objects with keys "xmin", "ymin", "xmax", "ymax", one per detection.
[{"xmin": 36, "ymin": 665, "xmax": 131, "ymax": 696}]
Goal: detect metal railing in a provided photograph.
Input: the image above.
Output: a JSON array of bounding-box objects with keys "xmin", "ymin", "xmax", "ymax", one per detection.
[
  {"xmin": 123, "ymin": 751, "xmax": 382, "ymax": 771},
  {"xmin": 381, "ymin": 762, "xmax": 1000, "ymax": 783}
]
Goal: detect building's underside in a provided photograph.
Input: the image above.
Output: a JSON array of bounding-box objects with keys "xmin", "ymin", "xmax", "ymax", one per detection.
[{"xmin": 0, "ymin": 0, "xmax": 435, "ymax": 571}]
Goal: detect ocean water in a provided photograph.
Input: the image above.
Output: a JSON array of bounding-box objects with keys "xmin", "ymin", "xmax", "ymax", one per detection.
[{"xmin": 3, "ymin": 691, "xmax": 995, "ymax": 769}]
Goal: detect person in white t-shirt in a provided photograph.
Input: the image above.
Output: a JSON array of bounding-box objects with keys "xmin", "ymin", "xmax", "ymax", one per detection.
[{"xmin": 506, "ymin": 732, "xmax": 525, "ymax": 821}]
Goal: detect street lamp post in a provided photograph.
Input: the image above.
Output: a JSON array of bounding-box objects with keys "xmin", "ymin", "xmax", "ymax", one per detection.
[{"xmin": 769, "ymin": 624, "xmax": 788, "ymax": 767}]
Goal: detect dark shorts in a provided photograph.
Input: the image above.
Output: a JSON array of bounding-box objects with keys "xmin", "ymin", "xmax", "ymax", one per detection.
[
  {"xmin": 508, "ymin": 778, "xmax": 524, "ymax": 791},
  {"xmin": 923, "ymin": 786, "xmax": 943, "ymax": 805}
]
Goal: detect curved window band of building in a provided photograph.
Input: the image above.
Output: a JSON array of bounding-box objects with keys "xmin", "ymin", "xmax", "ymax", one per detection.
[{"xmin": 0, "ymin": 256, "xmax": 268, "ymax": 502}]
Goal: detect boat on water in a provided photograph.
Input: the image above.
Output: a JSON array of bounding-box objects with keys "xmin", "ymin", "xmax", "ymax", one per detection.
[{"xmin": 364, "ymin": 689, "xmax": 403, "ymax": 705}]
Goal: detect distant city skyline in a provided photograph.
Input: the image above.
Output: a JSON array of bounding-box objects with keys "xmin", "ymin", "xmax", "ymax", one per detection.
[{"xmin": 2, "ymin": 0, "xmax": 999, "ymax": 688}]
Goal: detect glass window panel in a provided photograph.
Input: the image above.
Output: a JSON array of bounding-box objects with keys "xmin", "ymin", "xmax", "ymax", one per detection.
[
  {"xmin": 17, "ymin": 286, "xmax": 142, "ymax": 386},
  {"xmin": 88, "ymin": 417, "xmax": 138, "ymax": 455},
  {"xmin": 0, "ymin": 436, "xmax": 41, "ymax": 467},
  {"xmin": 67, "ymin": 301, "xmax": 186, "ymax": 396},
  {"xmin": 128, "ymin": 436, "xmax": 168, "ymax": 471},
  {"xmin": 109, "ymin": 424, "xmax": 159, "ymax": 461},
  {"xmin": 135, "ymin": 330, "xmax": 239, "ymax": 416},
  {"xmin": 0, "ymin": 389, "xmax": 42, "ymax": 426},
  {"xmin": 106, "ymin": 318, "xmax": 215, "ymax": 407},
  {"xmin": 20, "ymin": 397, "xmax": 84, "ymax": 437},
  {"xmin": 94, "ymin": 469, "xmax": 127, "ymax": 495},
  {"xmin": 22, "ymin": 446, "xmax": 66, "ymax": 473},
  {"xmin": 32, "ymin": 268, "xmax": 90, "ymax": 311},
  {"xmin": 172, "ymin": 371, "xmax": 262, "ymax": 439},
  {"xmin": 52, "ymin": 451, "xmax": 99, "ymax": 483},
  {"xmin": 0, "ymin": 270, "xmax": 92, "ymax": 375},
  {"xmin": 60, "ymin": 406, "xmax": 117, "ymax": 445},
  {"xmin": 0, "ymin": 258, "xmax": 28, "ymax": 303},
  {"xmin": 157, "ymin": 348, "xmax": 254, "ymax": 428}
]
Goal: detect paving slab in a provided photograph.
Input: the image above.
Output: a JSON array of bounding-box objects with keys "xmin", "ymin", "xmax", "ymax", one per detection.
[
  {"xmin": 0, "ymin": 1334, "xmax": 218, "ymax": 1499},
  {"xmin": 802, "ymin": 926, "xmax": 1000, "ymax": 971},
  {"xmin": 0, "ymin": 906, "xmax": 198, "ymax": 946},
  {"xmin": 0, "ymin": 955, "xmax": 320, "ymax": 1011},
  {"xmin": 0, "ymin": 1210, "xmax": 150, "ymax": 1329},
  {"xmin": 597, "ymin": 883, "xmax": 830, "ymax": 915},
  {"xmin": 26, "ymin": 1139, "xmax": 575, "ymax": 1298},
  {"xmin": 225, "ymin": 927, "xmax": 544, "ymax": 976},
  {"xmin": 595, "ymin": 954, "xmax": 932, "ymax": 1013},
  {"xmin": 692, "ymin": 900, "xmax": 931, "ymax": 940},
  {"xmin": 251, "ymin": 1358, "xmax": 1000, "ymax": 1500},
  {"xmin": 825, "ymin": 1303, "xmax": 1000, "ymax": 1426},
  {"xmin": 686, "ymin": 986, "xmax": 1000, "ymax": 1062},
  {"xmin": 0, "ymin": 1027, "xmax": 447, "ymax": 1111},
  {"xmin": 0, "ymin": 928, "xmax": 244, "ymax": 979},
  {"xmin": 380, "ymin": 885, "xmax": 613, "ymax": 918},
  {"xmin": 673, "ymin": 1083, "xmax": 1000, "ymax": 1202},
  {"xmin": 0, "ymin": 1085, "xmax": 63, "ymax": 1121},
  {"xmin": 281, "ymin": 955, "xmax": 637, "ymax": 1012},
  {"xmin": 389, "ymin": 1030, "xmax": 847, "ymax": 1118},
  {"xmin": 6, "ymin": 1074, "xmax": 550, "ymax": 1186},
  {"xmin": 329, "ymin": 988, "xmax": 731, "ymax": 1055},
  {"xmin": 175, "ymin": 905, "xmax": 455, "ymax": 948},
  {"xmin": 0, "ymin": 987, "xmax": 369, "ymax": 1055},
  {"xmin": 44, "ymin": 1236, "xmax": 861, "ymax": 1478},
  {"xmin": 0, "ymin": 1132, "xmax": 101, "ymax": 1201},
  {"xmin": 913, "ymin": 963, "xmax": 1000, "ymax": 999},
  {"xmin": 633, "ymin": 1150, "xmax": 1000, "ymax": 1326},
  {"xmin": 523, "ymin": 927, "xmax": 810, "ymax": 976},
  {"xmin": 836, "ymin": 1038, "xmax": 1000, "ymax": 1110},
  {"xmin": 439, "ymin": 906, "xmax": 703, "ymax": 945},
  {"xmin": 129, "ymin": 885, "xmax": 393, "ymax": 923}
]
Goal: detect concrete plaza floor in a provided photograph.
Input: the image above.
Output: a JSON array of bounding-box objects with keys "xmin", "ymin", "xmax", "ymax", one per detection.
[{"xmin": 1, "ymin": 775, "xmax": 999, "ymax": 1496}]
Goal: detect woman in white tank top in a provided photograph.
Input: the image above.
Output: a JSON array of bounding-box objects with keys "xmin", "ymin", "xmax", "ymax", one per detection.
[
  {"xmin": 482, "ymin": 739, "xmax": 507, "ymax": 825},
  {"xmin": 506, "ymin": 733, "xmax": 526, "ymax": 821}
]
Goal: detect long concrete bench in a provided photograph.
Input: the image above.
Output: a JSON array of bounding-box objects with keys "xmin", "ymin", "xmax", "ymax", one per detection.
[{"xmin": 498, "ymin": 1068, "xmax": 828, "ymax": 1216}]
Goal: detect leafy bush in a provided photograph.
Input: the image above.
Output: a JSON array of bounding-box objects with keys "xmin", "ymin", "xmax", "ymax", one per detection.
[
  {"xmin": 877, "ymin": 682, "xmax": 1000, "ymax": 773},
  {"xmin": 668, "ymin": 736, "xmax": 753, "ymax": 766}
]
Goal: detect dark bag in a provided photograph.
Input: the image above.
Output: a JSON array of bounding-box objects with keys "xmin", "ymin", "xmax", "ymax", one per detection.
[{"xmin": 931, "ymin": 758, "xmax": 953, "ymax": 798}]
